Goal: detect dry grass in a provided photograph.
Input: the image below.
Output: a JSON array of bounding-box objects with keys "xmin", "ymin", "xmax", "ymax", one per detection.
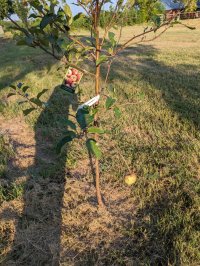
[
  {"xmin": 0, "ymin": 116, "xmax": 135, "ymax": 265},
  {"xmin": 0, "ymin": 20, "xmax": 200, "ymax": 265}
]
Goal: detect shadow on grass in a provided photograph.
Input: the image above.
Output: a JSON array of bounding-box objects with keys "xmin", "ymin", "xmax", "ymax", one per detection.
[
  {"xmin": 110, "ymin": 44, "xmax": 200, "ymax": 129},
  {"xmin": 5, "ymin": 86, "xmax": 79, "ymax": 265}
]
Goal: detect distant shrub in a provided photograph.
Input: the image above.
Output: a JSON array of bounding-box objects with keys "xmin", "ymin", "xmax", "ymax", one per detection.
[
  {"xmin": 99, "ymin": 2, "xmax": 165, "ymax": 28},
  {"xmin": 122, "ymin": 1, "xmax": 165, "ymax": 25},
  {"xmin": 71, "ymin": 13, "xmax": 90, "ymax": 30},
  {"xmin": 100, "ymin": 10, "xmax": 113, "ymax": 28},
  {"xmin": 0, "ymin": 20, "xmax": 12, "ymax": 32}
]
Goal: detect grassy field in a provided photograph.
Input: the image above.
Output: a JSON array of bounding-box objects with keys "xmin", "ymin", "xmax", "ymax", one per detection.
[{"xmin": 0, "ymin": 21, "xmax": 200, "ymax": 265}]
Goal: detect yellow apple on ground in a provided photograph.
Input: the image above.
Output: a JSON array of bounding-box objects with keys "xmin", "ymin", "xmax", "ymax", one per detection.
[{"xmin": 124, "ymin": 174, "xmax": 137, "ymax": 186}]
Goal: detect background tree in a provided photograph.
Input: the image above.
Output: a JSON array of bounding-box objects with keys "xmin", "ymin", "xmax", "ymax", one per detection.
[{"xmin": 179, "ymin": 0, "xmax": 197, "ymax": 11}]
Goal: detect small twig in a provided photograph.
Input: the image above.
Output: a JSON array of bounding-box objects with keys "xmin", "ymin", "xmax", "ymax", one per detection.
[
  {"xmin": 6, "ymin": 19, "xmax": 96, "ymax": 92},
  {"xmin": 104, "ymin": 60, "xmax": 113, "ymax": 85},
  {"xmin": 68, "ymin": 114, "xmax": 76, "ymax": 119},
  {"xmin": 35, "ymin": 7, "xmax": 92, "ymax": 57},
  {"xmin": 7, "ymin": 16, "xmax": 29, "ymax": 36},
  {"xmin": 114, "ymin": 22, "xmax": 169, "ymax": 55},
  {"xmin": 115, "ymin": 8, "xmax": 191, "ymax": 55},
  {"xmin": 116, "ymin": 24, "xmax": 123, "ymax": 47},
  {"xmin": 16, "ymin": 90, "xmax": 43, "ymax": 110},
  {"xmin": 37, "ymin": 43, "xmax": 95, "ymax": 76},
  {"xmin": 118, "ymin": 101, "xmax": 140, "ymax": 106},
  {"xmin": 100, "ymin": 7, "xmax": 117, "ymax": 48},
  {"xmin": 140, "ymin": 24, "xmax": 171, "ymax": 43},
  {"xmin": 115, "ymin": 146, "xmax": 132, "ymax": 174},
  {"xmin": 77, "ymin": 0, "xmax": 91, "ymax": 16}
]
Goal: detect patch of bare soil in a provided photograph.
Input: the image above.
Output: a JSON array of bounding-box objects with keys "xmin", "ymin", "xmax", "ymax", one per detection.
[
  {"xmin": 60, "ymin": 180, "xmax": 135, "ymax": 265},
  {"xmin": 0, "ymin": 116, "xmax": 35, "ymax": 172},
  {"xmin": 0, "ymin": 116, "xmax": 136, "ymax": 265},
  {"xmin": 0, "ymin": 116, "xmax": 35, "ymax": 262}
]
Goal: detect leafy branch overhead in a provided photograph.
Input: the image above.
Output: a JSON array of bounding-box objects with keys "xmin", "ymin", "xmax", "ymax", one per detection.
[
  {"xmin": 7, "ymin": 83, "xmax": 48, "ymax": 116},
  {"xmin": 7, "ymin": 82, "xmax": 120, "ymax": 158},
  {"xmin": 0, "ymin": 0, "xmax": 186, "ymax": 73}
]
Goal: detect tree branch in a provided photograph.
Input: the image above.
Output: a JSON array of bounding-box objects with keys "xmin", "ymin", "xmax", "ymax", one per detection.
[
  {"xmin": 114, "ymin": 22, "xmax": 170, "ymax": 55},
  {"xmin": 100, "ymin": 4, "xmax": 118, "ymax": 48},
  {"xmin": 104, "ymin": 60, "xmax": 113, "ymax": 85},
  {"xmin": 38, "ymin": 43, "xmax": 95, "ymax": 75},
  {"xmin": 139, "ymin": 24, "xmax": 171, "ymax": 43},
  {"xmin": 7, "ymin": 16, "xmax": 95, "ymax": 77},
  {"xmin": 30, "ymin": 7, "xmax": 96, "ymax": 60}
]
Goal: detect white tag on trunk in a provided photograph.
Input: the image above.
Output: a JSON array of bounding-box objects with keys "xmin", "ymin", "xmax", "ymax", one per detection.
[{"xmin": 78, "ymin": 95, "xmax": 100, "ymax": 110}]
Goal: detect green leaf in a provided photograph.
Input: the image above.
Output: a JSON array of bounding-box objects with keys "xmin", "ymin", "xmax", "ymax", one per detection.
[
  {"xmin": 63, "ymin": 4, "xmax": 73, "ymax": 25},
  {"xmin": 105, "ymin": 97, "xmax": 116, "ymax": 109},
  {"xmin": 96, "ymin": 55, "xmax": 108, "ymax": 66},
  {"xmin": 60, "ymin": 39, "xmax": 71, "ymax": 50},
  {"xmin": 22, "ymin": 86, "xmax": 29, "ymax": 93},
  {"xmin": 90, "ymin": 107, "xmax": 98, "ymax": 116},
  {"xmin": 152, "ymin": 15, "xmax": 162, "ymax": 27},
  {"xmin": 73, "ymin": 12, "xmax": 83, "ymax": 21},
  {"xmin": 29, "ymin": 13, "xmax": 39, "ymax": 19},
  {"xmin": 40, "ymin": 13, "xmax": 56, "ymax": 30},
  {"xmin": 76, "ymin": 107, "xmax": 94, "ymax": 129},
  {"xmin": 37, "ymin": 89, "xmax": 48, "ymax": 99},
  {"xmin": 87, "ymin": 127, "xmax": 105, "ymax": 134},
  {"xmin": 86, "ymin": 138, "xmax": 102, "ymax": 159},
  {"xmin": 65, "ymin": 130, "xmax": 76, "ymax": 138},
  {"xmin": 7, "ymin": 93, "xmax": 16, "ymax": 98},
  {"xmin": 9, "ymin": 85, "xmax": 16, "ymax": 90},
  {"xmin": 29, "ymin": 97, "xmax": 42, "ymax": 107},
  {"xmin": 113, "ymin": 106, "xmax": 121, "ymax": 118},
  {"xmin": 108, "ymin": 31, "xmax": 116, "ymax": 47},
  {"xmin": 23, "ymin": 108, "xmax": 36, "ymax": 116},
  {"xmin": 65, "ymin": 120, "xmax": 76, "ymax": 130},
  {"xmin": 56, "ymin": 135, "xmax": 74, "ymax": 154},
  {"xmin": 30, "ymin": 0, "xmax": 43, "ymax": 12}
]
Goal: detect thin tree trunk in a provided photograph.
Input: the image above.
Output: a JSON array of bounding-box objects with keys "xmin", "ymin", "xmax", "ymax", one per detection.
[{"xmin": 94, "ymin": 0, "xmax": 104, "ymax": 207}]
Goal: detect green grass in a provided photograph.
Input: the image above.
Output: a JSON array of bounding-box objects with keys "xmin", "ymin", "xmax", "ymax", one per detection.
[
  {"xmin": 0, "ymin": 135, "xmax": 14, "ymax": 178},
  {"xmin": 0, "ymin": 22, "xmax": 200, "ymax": 265},
  {"xmin": 0, "ymin": 135, "xmax": 24, "ymax": 204}
]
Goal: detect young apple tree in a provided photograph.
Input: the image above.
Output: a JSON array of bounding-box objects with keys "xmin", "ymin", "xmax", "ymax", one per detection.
[{"xmin": 0, "ymin": 0, "xmax": 194, "ymax": 207}]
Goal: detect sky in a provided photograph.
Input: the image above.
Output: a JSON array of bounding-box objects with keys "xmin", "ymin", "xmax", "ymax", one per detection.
[{"xmin": 69, "ymin": 1, "xmax": 85, "ymax": 14}]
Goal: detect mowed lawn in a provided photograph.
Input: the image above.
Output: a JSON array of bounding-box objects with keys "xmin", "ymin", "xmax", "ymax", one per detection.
[{"xmin": 0, "ymin": 21, "xmax": 200, "ymax": 265}]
